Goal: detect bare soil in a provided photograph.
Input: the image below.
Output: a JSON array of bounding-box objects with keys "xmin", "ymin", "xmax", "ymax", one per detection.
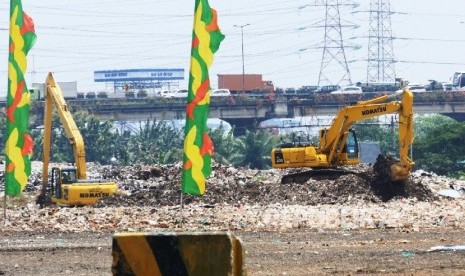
[
  {"xmin": 1, "ymin": 229, "xmax": 465, "ymax": 275},
  {"xmin": 1, "ymin": 160, "xmax": 464, "ymax": 275}
]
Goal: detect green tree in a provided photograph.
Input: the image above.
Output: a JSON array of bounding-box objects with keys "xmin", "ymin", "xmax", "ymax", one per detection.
[
  {"xmin": 353, "ymin": 118, "xmax": 397, "ymax": 155},
  {"xmin": 127, "ymin": 120, "xmax": 183, "ymax": 165},
  {"xmin": 208, "ymin": 124, "xmax": 237, "ymax": 164},
  {"xmin": 76, "ymin": 113, "xmax": 119, "ymax": 164},
  {"xmin": 414, "ymin": 115, "xmax": 465, "ymax": 177},
  {"xmin": 231, "ymin": 129, "xmax": 277, "ymax": 169},
  {"xmin": 31, "ymin": 113, "xmax": 72, "ymax": 163},
  {"xmin": 30, "ymin": 128, "xmax": 44, "ymax": 161},
  {"xmin": 112, "ymin": 130, "xmax": 131, "ymax": 165},
  {"xmin": 31, "ymin": 112, "xmax": 121, "ymax": 165},
  {"xmin": 414, "ymin": 114, "xmax": 455, "ymax": 140}
]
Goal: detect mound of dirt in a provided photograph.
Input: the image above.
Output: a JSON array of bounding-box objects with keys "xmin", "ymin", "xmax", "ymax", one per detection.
[
  {"xmin": 369, "ymin": 154, "xmax": 435, "ymax": 201},
  {"xmin": 95, "ymin": 157, "xmax": 437, "ymax": 208}
]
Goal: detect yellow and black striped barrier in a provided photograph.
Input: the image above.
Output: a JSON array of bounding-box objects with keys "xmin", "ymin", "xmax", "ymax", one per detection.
[{"xmin": 112, "ymin": 232, "xmax": 246, "ymax": 276}]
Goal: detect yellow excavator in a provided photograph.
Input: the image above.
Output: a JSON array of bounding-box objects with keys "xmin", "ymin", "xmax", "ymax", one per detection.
[
  {"xmin": 37, "ymin": 72, "xmax": 118, "ymax": 206},
  {"xmin": 271, "ymin": 89, "xmax": 414, "ymax": 183}
]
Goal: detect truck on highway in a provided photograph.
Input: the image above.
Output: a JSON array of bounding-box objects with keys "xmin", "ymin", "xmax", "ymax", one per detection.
[
  {"xmin": 217, "ymin": 74, "xmax": 274, "ymax": 94},
  {"xmin": 32, "ymin": 81, "xmax": 78, "ymax": 99},
  {"xmin": 451, "ymin": 72, "xmax": 465, "ymax": 90}
]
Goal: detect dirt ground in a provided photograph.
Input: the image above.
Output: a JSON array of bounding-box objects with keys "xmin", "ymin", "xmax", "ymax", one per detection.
[
  {"xmin": 1, "ymin": 228, "xmax": 465, "ymax": 276},
  {"xmin": 1, "ymin": 161, "xmax": 465, "ymax": 275}
]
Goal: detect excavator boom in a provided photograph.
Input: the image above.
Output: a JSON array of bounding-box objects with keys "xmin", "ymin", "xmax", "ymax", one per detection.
[{"xmin": 42, "ymin": 73, "xmax": 87, "ymax": 187}]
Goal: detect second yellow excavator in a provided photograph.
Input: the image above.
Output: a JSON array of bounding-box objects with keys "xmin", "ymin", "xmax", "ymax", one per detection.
[
  {"xmin": 37, "ymin": 72, "xmax": 118, "ymax": 206},
  {"xmin": 271, "ymin": 89, "xmax": 414, "ymax": 183}
]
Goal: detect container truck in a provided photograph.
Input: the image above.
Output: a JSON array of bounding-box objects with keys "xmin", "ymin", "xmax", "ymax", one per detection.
[
  {"xmin": 32, "ymin": 81, "xmax": 78, "ymax": 99},
  {"xmin": 217, "ymin": 74, "xmax": 274, "ymax": 94}
]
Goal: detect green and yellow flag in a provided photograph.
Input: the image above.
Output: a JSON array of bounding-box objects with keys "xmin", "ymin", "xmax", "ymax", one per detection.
[
  {"xmin": 5, "ymin": 0, "xmax": 36, "ymax": 196},
  {"xmin": 182, "ymin": 0, "xmax": 224, "ymax": 195}
]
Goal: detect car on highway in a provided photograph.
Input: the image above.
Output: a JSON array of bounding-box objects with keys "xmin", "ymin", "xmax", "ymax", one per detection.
[
  {"xmin": 316, "ymin": 85, "xmax": 340, "ymax": 93},
  {"xmin": 86, "ymin": 91, "xmax": 96, "ymax": 99},
  {"xmin": 170, "ymin": 89, "xmax": 188, "ymax": 98},
  {"xmin": 396, "ymin": 83, "xmax": 426, "ymax": 93},
  {"xmin": 159, "ymin": 90, "xmax": 173, "ymax": 98},
  {"xmin": 442, "ymin": 82, "xmax": 454, "ymax": 92},
  {"xmin": 330, "ymin": 86, "xmax": 363, "ymax": 94},
  {"xmin": 160, "ymin": 89, "xmax": 188, "ymax": 98},
  {"xmin": 211, "ymin": 89, "xmax": 231, "ymax": 97}
]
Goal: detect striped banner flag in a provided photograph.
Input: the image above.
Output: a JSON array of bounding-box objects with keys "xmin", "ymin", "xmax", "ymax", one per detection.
[
  {"xmin": 181, "ymin": 0, "xmax": 224, "ymax": 195},
  {"xmin": 5, "ymin": 0, "xmax": 36, "ymax": 196}
]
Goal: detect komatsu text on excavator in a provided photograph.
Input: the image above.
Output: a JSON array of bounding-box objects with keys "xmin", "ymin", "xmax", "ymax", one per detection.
[
  {"xmin": 271, "ymin": 89, "xmax": 414, "ymax": 183},
  {"xmin": 37, "ymin": 73, "xmax": 118, "ymax": 206}
]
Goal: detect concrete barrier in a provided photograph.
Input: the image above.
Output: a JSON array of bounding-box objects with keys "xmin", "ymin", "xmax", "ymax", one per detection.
[{"xmin": 112, "ymin": 232, "xmax": 245, "ymax": 276}]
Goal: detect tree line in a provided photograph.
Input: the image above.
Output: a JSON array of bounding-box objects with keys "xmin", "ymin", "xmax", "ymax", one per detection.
[{"xmin": 0, "ymin": 112, "xmax": 463, "ymax": 178}]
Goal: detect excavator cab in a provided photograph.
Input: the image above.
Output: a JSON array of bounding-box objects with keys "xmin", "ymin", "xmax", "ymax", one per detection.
[
  {"xmin": 47, "ymin": 166, "xmax": 118, "ymax": 206},
  {"xmin": 344, "ymin": 129, "xmax": 359, "ymax": 160},
  {"xmin": 50, "ymin": 167, "xmax": 76, "ymax": 199},
  {"xmin": 319, "ymin": 128, "xmax": 360, "ymax": 163}
]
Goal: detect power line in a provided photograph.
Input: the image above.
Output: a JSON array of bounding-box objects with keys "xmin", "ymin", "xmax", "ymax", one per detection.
[{"xmin": 396, "ymin": 60, "xmax": 465, "ymax": 66}]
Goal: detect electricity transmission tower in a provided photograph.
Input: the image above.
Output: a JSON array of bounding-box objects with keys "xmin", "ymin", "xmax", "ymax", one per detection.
[
  {"xmin": 317, "ymin": 0, "xmax": 354, "ymax": 86},
  {"xmin": 367, "ymin": 0, "xmax": 395, "ymax": 83}
]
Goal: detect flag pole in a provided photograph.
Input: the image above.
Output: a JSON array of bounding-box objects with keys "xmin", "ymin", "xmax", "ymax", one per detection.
[
  {"xmin": 180, "ymin": 190, "xmax": 184, "ymax": 226},
  {"xmin": 3, "ymin": 193, "xmax": 6, "ymax": 225}
]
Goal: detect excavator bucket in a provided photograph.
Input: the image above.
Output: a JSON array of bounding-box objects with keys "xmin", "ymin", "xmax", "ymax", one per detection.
[
  {"xmin": 373, "ymin": 154, "xmax": 410, "ymax": 182},
  {"xmin": 389, "ymin": 163, "xmax": 411, "ymax": 182}
]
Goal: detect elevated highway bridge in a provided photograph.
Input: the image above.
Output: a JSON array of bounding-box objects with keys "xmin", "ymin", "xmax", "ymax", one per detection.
[{"xmin": 22, "ymin": 91, "xmax": 465, "ymax": 134}]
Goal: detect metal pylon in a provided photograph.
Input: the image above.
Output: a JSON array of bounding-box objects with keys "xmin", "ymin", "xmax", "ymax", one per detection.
[
  {"xmin": 367, "ymin": 0, "xmax": 395, "ymax": 83},
  {"xmin": 318, "ymin": 0, "xmax": 353, "ymax": 86}
]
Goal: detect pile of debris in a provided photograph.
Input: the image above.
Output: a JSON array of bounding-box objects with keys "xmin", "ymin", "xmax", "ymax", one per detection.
[
  {"xmin": 94, "ymin": 158, "xmax": 446, "ymax": 208},
  {"xmin": 1, "ymin": 160, "xmax": 464, "ymax": 232},
  {"xmin": 2, "ymin": 158, "xmax": 462, "ymax": 209}
]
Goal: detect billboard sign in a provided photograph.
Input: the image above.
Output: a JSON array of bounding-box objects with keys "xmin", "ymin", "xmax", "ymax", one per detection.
[{"xmin": 94, "ymin": 68, "xmax": 184, "ymax": 82}]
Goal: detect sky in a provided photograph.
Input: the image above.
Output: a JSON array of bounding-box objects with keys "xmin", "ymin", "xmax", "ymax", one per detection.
[{"xmin": 1, "ymin": 0, "xmax": 465, "ymax": 95}]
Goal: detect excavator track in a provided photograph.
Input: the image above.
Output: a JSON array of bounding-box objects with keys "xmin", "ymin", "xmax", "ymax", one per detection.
[
  {"xmin": 281, "ymin": 168, "xmax": 364, "ymax": 184},
  {"xmin": 281, "ymin": 155, "xmax": 409, "ymax": 184}
]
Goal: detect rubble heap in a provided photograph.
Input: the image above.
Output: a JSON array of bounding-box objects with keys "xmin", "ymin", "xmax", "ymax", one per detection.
[
  {"xmin": 2, "ymin": 160, "xmax": 462, "ymax": 209},
  {"xmin": 1, "ymin": 161, "xmax": 464, "ymax": 232},
  {"xmin": 94, "ymin": 160, "xmax": 439, "ymax": 208}
]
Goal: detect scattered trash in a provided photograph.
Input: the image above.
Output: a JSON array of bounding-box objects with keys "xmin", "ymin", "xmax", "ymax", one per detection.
[
  {"xmin": 398, "ymin": 239, "xmax": 411, "ymax": 244},
  {"xmin": 400, "ymin": 251, "xmax": 415, "ymax": 258},
  {"xmin": 197, "ymin": 218, "xmax": 211, "ymax": 225},
  {"xmin": 0, "ymin": 161, "xmax": 464, "ymax": 233},
  {"xmin": 427, "ymin": 245, "xmax": 465, "ymax": 252},
  {"xmin": 437, "ymin": 189, "xmax": 461, "ymax": 199}
]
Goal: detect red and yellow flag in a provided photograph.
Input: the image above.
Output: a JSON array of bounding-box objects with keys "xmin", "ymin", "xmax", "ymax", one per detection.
[
  {"xmin": 182, "ymin": 0, "xmax": 224, "ymax": 195},
  {"xmin": 5, "ymin": 0, "xmax": 36, "ymax": 196}
]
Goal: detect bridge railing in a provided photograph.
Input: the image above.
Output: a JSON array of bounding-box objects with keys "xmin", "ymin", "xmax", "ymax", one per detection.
[
  {"xmin": 287, "ymin": 91, "xmax": 465, "ymax": 106},
  {"xmin": 27, "ymin": 91, "xmax": 465, "ymax": 119}
]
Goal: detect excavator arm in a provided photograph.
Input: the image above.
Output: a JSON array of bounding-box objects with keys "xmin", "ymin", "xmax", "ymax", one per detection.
[
  {"xmin": 41, "ymin": 72, "xmax": 87, "ymax": 193},
  {"xmin": 393, "ymin": 90, "xmax": 414, "ymax": 180},
  {"xmin": 319, "ymin": 89, "xmax": 414, "ymax": 180}
]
